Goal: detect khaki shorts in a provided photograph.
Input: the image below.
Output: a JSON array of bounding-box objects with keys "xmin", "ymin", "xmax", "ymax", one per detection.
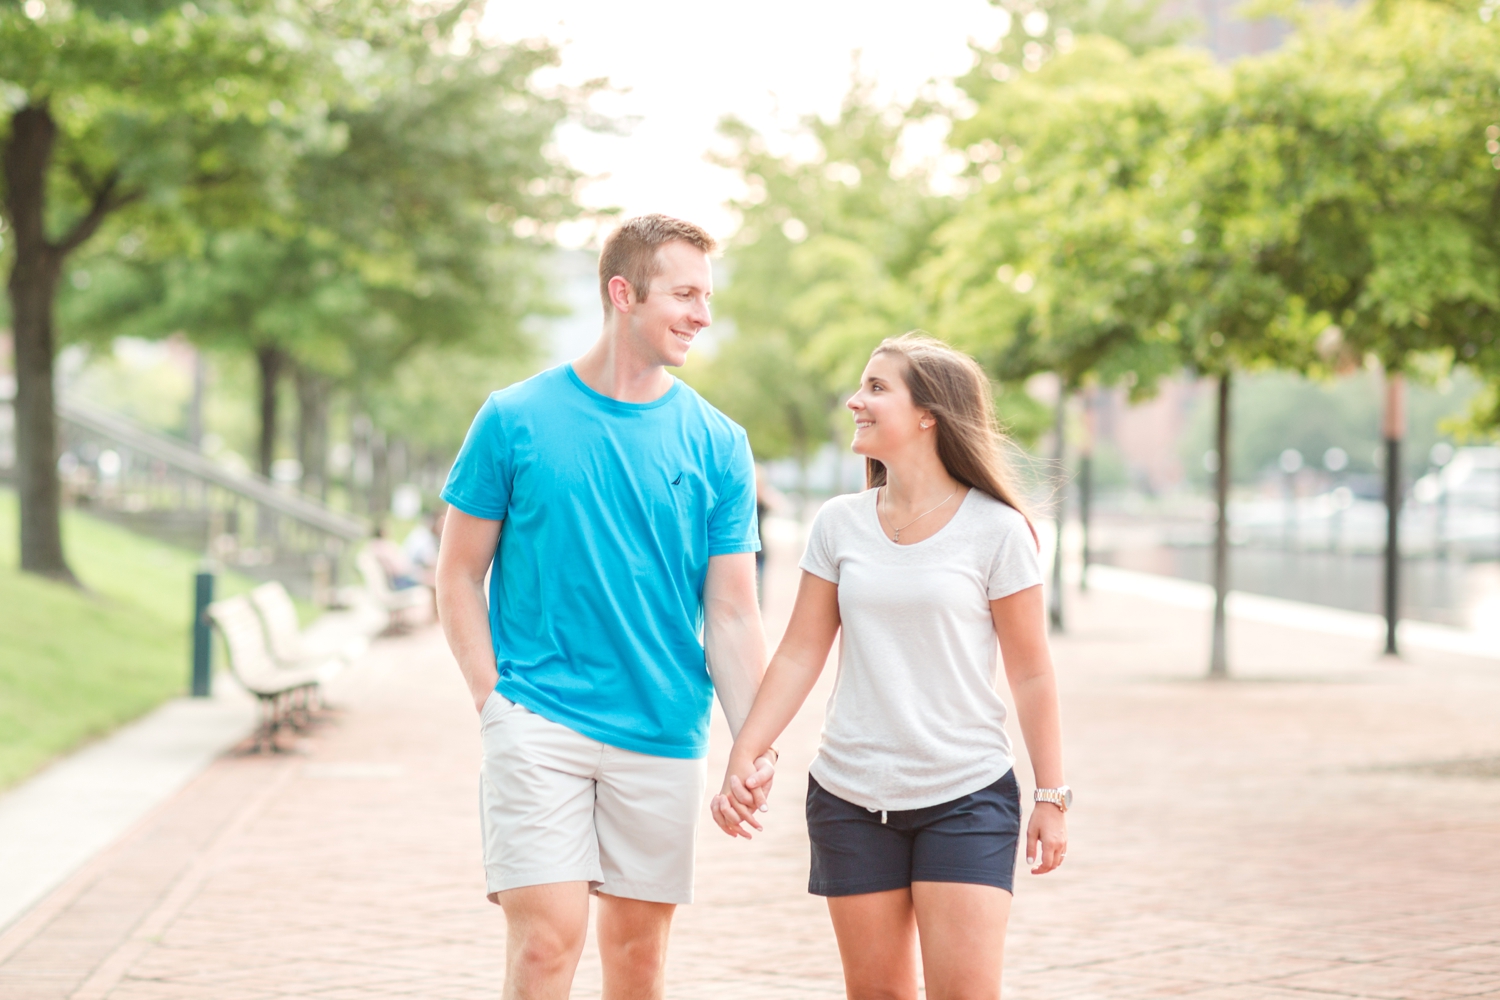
[{"xmin": 479, "ymin": 691, "xmax": 707, "ymax": 904}]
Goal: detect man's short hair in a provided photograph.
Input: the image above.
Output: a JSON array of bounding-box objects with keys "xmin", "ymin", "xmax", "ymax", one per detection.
[{"xmin": 599, "ymin": 214, "xmax": 717, "ymax": 311}]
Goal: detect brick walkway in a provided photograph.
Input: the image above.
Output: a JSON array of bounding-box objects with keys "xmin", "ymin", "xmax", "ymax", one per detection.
[{"xmin": 3, "ymin": 524, "xmax": 1500, "ymax": 999}]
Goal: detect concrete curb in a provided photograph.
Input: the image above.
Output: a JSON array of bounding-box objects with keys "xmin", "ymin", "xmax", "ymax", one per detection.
[{"xmin": 1084, "ymin": 563, "xmax": 1499, "ymax": 662}]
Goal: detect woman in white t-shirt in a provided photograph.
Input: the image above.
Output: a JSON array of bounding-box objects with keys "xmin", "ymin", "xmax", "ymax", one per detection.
[{"xmin": 711, "ymin": 333, "xmax": 1068, "ymax": 1000}]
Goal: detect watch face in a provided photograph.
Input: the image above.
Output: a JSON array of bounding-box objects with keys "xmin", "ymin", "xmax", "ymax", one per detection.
[{"xmin": 1062, "ymin": 786, "xmax": 1074, "ymax": 809}]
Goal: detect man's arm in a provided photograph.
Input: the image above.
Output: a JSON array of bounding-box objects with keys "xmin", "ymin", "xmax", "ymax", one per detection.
[
  {"xmin": 710, "ymin": 570, "xmax": 840, "ymax": 838},
  {"xmin": 436, "ymin": 508, "xmax": 503, "ymax": 714},
  {"xmin": 702, "ymin": 552, "xmax": 777, "ymax": 815},
  {"xmin": 702, "ymin": 551, "xmax": 767, "ymax": 739}
]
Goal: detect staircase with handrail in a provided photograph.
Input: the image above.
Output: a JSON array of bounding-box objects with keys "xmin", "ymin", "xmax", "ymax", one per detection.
[{"xmin": 0, "ymin": 390, "xmax": 370, "ymax": 598}]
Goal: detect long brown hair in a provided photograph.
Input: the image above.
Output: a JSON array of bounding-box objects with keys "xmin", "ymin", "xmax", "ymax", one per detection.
[{"xmin": 866, "ymin": 332, "xmax": 1038, "ymax": 546}]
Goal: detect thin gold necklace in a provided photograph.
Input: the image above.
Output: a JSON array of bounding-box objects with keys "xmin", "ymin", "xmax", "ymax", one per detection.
[{"xmin": 881, "ymin": 486, "xmax": 958, "ymax": 543}]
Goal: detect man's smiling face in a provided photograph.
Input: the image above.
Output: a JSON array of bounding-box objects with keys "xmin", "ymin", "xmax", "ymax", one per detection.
[{"xmin": 625, "ymin": 240, "xmax": 713, "ymax": 368}]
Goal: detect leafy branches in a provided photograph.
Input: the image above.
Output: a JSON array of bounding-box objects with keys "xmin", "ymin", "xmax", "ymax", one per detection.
[{"xmin": 691, "ymin": 73, "xmax": 952, "ymax": 462}]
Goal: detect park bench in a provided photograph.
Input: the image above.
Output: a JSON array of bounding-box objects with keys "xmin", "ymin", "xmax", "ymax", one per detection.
[
  {"xmin": 353, "ymin": 547, "xmax": 433, "ymax": 630},
  {"xmin": 248, "ymin": 581, "xmax": 377, "ymax": 677},
  {"xmin": 206, "ymin": 595, "xmax": 335, "ymax": 752}
]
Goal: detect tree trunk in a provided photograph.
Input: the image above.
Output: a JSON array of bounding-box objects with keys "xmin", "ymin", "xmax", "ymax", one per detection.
[
  {"xmin": 1209, "ymin": 373, "xmax": 1231, "ymax": 679},
  {"xmin": 295, "ymin": 365, "xmax": 329, "ymax": 501},
  {"xmin": 389, "ymin": 436, "xmax": 408, "ymax": 492},
  {"xmin": 370, "ymin": 427, "xmax": 389, "ymax": 519},
  {"xmin": 187, "ymin": 346, "xmax": 206, "ymax": 450},
  {"xmin": 1079, "ymin": 387, "xmax": 1095, "ymax": 593},
  {"xmin": 1049, "ymin": 390, "xmax": 1066, "ymax": 631},
  {"xmin": 351, "ymin": 412, "xmax": 373, "ymax": 513},
  {"xmin": 255, "ymin": 344, "xmax": 286, "ymax": 479},
  {"xmin": 4, "ymin": 104, "xmax": 74, "ymax": 582},
  {"xmin": 1382, "ymin": 370, "xmax": 1405, "ymax": 657}
]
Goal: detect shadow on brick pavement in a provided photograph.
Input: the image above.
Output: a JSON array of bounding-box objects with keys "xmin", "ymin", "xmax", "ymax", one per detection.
[{"xmin": 2, "ymin": 516, "xmax": 1499, "ymax": 999}]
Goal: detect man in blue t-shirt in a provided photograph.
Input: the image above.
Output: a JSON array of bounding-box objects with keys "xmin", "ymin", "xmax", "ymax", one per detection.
[{"xmin": 436, "ymin": 215, "xmax": 776, "ymax": 998}]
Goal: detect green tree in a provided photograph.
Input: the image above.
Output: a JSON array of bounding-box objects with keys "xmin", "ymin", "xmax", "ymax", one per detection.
[
  {"xmin": 926, "ymin": 35, "xmax": 1219, "ymax": 630},
  {"xmin": 927, "ymin": 38, "xmax": 1221, "ymax": 391},
  {"xmin": 1233, "ymin": 0, "xmax": 1500, "ymax": 652},
  {"xmin": 688, "ymin": 77, "xmax": 952, "ymax": 477},
  {"xmin": 284, "ymin": 25, "xmax": 590, "ymax": 473},
  {"xmin": 929, "ymin": 18, "xmax": 1328, "ymax": 659},
  {"xmin": 693, "ymin": 0, "xmax": 1188, "ymax": 466},
  {"xmin": 916, "ymin": 0, "xmax": 1195, "ymax": 624},
  {"xmin": 60, "ymin": 14, "xmax": 593, "ymax": 505},
  {"xmin": 0, "ymin": 0, "xmax": 332, "ymax": 580}
]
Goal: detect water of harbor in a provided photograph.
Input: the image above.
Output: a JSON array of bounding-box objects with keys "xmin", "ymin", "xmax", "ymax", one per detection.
[{"xmin": 1094, "ymin": 545, "xmax": 1500, "ymax": 633}]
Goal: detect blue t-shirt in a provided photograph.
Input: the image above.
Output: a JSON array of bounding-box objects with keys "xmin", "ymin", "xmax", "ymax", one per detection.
[{"xmin": 440, "ymin": 364, "xmax": 760, "ymax": 759}]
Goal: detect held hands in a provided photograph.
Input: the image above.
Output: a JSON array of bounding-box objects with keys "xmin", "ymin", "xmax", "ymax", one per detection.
[
  {"xmin": 1026, "ymin": 801, "xmax": 1068, "ymax": 875},
  {"xmin": 709, "ymin": 749, "xmax": 778, "ymax": 839}
]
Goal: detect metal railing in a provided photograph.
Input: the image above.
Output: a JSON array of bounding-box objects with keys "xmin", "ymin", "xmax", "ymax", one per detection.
[{"xmin": 0, "ymin": 393, "xmax": 369, "ymax": 597}]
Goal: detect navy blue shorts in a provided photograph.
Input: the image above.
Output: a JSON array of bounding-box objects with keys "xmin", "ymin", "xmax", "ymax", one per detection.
[{"xmin": 806, "ymin": 771, "xmax": 1021, "ymax": 897}]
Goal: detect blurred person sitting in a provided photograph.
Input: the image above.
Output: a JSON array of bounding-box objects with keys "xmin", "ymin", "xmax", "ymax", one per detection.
[
  {"xmin": 368, "ymin": 523, "xmax": 422, "ymax": 591},
  {"xmin": 402, "ymin": 506, "xmax": 446, "ymax": 584}
]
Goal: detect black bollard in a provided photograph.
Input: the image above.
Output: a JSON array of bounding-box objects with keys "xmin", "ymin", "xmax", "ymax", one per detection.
[{"xmin": 191, "ymin": 570, "xmax": 214, "ymax": 697}]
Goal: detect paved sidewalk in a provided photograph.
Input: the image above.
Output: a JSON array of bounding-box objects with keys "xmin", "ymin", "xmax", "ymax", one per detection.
[
  {"xmin": 2, "ymin": 522, "xmax": 1499, "ymax": 998},
  {"xmin": 0, "ymin": 685, "xmax": 257, "ymax": 933}
]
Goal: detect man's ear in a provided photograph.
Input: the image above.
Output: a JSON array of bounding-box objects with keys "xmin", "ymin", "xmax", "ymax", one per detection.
[{"xmin": 607, "ymin": 275, "xmax": 635, "ymax": 314}]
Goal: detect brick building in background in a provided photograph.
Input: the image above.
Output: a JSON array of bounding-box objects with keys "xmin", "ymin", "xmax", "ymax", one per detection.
[
  {"xmin": 1091, "ymin": 378, "xmax": 1205, "ymax": 496},
  {"xmin": 1166, "ymin": 0, "xmax": 1290, "ymax": 60}
]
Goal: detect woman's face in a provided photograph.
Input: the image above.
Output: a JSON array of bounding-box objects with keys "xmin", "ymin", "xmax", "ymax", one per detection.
[{"xmin": 847, "ymin": 352, "xmax": 930, "ymax": 460}]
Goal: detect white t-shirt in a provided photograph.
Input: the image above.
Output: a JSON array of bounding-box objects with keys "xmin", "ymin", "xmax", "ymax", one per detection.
[{"xmin": 799, "ymin": 487, "xmax": 1042, "ymax": 811}]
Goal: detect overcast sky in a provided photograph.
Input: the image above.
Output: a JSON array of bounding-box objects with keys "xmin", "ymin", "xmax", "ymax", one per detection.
[{"xmin": 480, "ymin": 0, "xmax": 1012, "ymax": 244}]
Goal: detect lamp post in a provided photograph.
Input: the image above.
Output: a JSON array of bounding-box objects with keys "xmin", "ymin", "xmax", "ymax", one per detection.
[
  {"xmin": 1049, "ymin": 389, "xmax": 1066, "ymax": 632},
  {"xmin": 1382, "ymin": 371, "xmax": 1406, "ymax": 657},
  {"xmin": 191, "ymin": 567, "xmax": 214, "ymax": 697},
  {"xmin": 1079, "ymin": 386, "xmax": 1096, "ymax": 593},
  {"xmin": 1209, "ymin": 374, "xmax": 1231, "ymax": 680}
]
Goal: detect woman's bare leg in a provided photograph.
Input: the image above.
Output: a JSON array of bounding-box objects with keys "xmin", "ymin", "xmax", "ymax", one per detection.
[
  {"xmin": 910, "ymin": 881, "xmax": 1012, "ymax": 1000},
  {"xmin": 826, "ymin": 888, "xmax": 920, "ymax": 1000}
]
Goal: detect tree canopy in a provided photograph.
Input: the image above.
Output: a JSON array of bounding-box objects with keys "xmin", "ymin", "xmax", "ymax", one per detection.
[
  {"xmin": 1, "ymin": 0, "xmax": 348, "ymax": 577},
  {"xmin": 1234, "ymin": 0, "xmax": 1500, "ymax": 388},
  {"xmin": 697, "ymin": 0, "xmax": 1194, "ymax": 465},
  {"xmin": 684, "ymin": 76, "xmax": 952, "ymax": 466},
  {"xmin": 62, "ymin": 19, "xmax": 591, "ymax": 469},
  {"xmin": 2, "ymin": 0, "xmax": 601, "ymax": 574}
]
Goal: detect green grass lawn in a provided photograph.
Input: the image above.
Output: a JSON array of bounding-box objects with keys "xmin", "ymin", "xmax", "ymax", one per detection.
[{"xmin": 0, "ymin": 489, "xmax": 258, "ymax": 791}]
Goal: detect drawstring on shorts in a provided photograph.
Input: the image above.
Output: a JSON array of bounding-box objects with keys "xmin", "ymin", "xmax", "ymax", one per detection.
[{"xmin": 867, "ymin": 806, "xmax": 888, "ymax": 824}]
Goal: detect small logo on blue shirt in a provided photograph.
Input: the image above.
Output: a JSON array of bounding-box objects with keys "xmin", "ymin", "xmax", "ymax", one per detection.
[{"xmin": 671, "ymin": 473, "xmax": 683, "ymax": 486}]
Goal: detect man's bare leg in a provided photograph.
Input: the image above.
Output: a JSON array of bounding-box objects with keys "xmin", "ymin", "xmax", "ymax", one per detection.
[
  {"xmin": 597, "ymin": 893, "xmax": 676, "ymax": 1000},
  {"xmin": 495, "ymin": 882, "xmax": 591, "ymax": 1000}
]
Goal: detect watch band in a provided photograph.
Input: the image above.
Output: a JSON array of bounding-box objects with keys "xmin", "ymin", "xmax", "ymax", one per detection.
[{"xmin": 1034, "ymin": 787, "xmax": 1071, "ymax": 812}]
